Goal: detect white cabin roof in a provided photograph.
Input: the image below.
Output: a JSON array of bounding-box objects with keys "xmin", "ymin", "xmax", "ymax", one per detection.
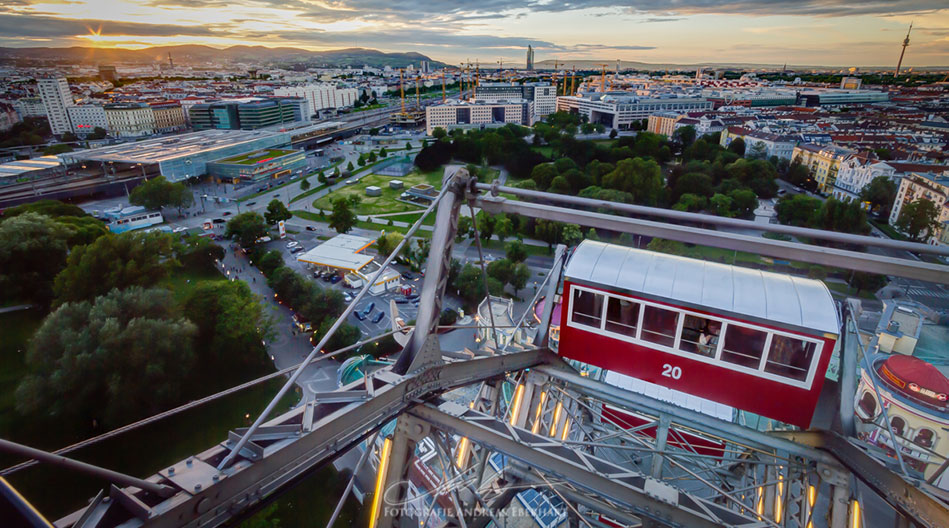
[{"xmin": 564, "ymin": 240, "xmax": 839, "ymax": 335}]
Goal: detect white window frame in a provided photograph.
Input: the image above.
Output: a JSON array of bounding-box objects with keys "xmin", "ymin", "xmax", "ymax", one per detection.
[{"xmin": 565, "ymin": 284, "xmax": 823, "ymax": 390}]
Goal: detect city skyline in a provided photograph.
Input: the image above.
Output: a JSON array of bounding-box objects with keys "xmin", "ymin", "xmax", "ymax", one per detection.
[{"xmin": 0, "ymin": 1, "xmax": 947, "ymax": 67}]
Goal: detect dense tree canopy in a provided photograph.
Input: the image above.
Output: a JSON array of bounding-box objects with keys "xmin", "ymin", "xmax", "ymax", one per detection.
[
  {"xmin": 226, "ymin": 212, "xmax": 269, "ymax": 247},
  {"xmin": 330, "ymin": 197, "xmax": 358, "ymax": 234},
  {"xmin": 264, "ymin": 199, "xmax": 292, "ymax": 225},
  {"xmin": 859, "ymin": 177, "xmax": 898, "ymax": 217},
  {"xmin": 16, "ymin": 287, "xmax": 197, "ymax": 425},
  {"xmin": 53, "ymin": 231, "xmax": 177, "ymax": 306},
  {"xmin": 129, "ymin": 176, "xmax": 194, "ymax": 214},
  {"xmin": 895, "ymin": 199, "xmax": 941, "ymax": 242},
  {"xmin": 0, "ymin": 212, "xmax": 73, "ymax": 305}
]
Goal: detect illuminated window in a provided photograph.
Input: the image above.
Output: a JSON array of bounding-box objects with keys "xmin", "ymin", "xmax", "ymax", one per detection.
[
  {"xmin": 679, "ymin": 315, "xmax": 720, "ymax": 357},
  {"xmin": 765, "ymin": 335, "xmax": 817, "ymax": 381},
  {"xmin": 571, "ymin": 288, "xmax": 603, "ymax": 328},
  {"xmin": 605, "ymin": 297, "xmax": 640, "ymax": 337},
  {"xmin": 641, "ymin": 305, "xmax": 679, "ymax": 348},
  {"xmin": 721, "ymin": 325, "xmax": 767, "ymax": 369}
]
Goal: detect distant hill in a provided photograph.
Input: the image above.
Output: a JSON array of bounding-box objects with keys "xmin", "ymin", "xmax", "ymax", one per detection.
[{"xmin": 0, "ymin": 45, "xmax": 445, "ymax": 69}]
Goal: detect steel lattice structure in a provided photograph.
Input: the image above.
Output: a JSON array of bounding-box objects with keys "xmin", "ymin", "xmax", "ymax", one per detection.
[{"xmin": 3, "ymin": 168, "xmax": 949, "ymax": 528}]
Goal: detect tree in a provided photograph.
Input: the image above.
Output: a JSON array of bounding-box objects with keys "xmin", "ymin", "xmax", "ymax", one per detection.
[
  {"xmin": 454, "ymin": 264, "xmax": 486, "ymax": 307},
  {"xmin": 727, "ymin": 137, "xmax": 746, "ymax": 156},
  {"xmin": 329, "ymin": 197, "xmax": 357, "ymax": 234},
  {"xmin": 561, "ymin": 224, "xmax": 584, "ymax": 246},
  {"xmin": 511, "ymin": 262, "xmax": 530, "ymax": 296},
  {"xmin": 16, "ymin": 287, "xmax": 197, "ymax": 426},
  {"xmin": 129, "ymin": 176, "xmax": 194, "ymax": 215},
  {"xmin": 257, "ymin": 250, "xmax": 285, "ymax": 278},
  {"xmin": 0, "ymin": 212, "xmax": 72, "ymax": 305},
  {"xmin": 432, "ymin": 127, "xmax": 447, "ymax": 140},
  {"xmin": 487, "ymin": 259, "xmax": 514, "ymax": 285},
  {"xmin": 601, "ymin": 158, "xmax": 663, "ymax": 205},
  {"xmin": 183, "ymin": 280, "xmax": 270, "ymax": 376},
  {"xmin": 586, "ymin": 228, "xmax": 600, "ymax": 241},
  {"xmin": 728, "ymin": 189, "xmax": 758, "ymax": 218},
  {"xmin": 300, "ymin": 176, "xmax": 311, "ymax": 191},
  {"xmin": 609, "ymin": 129, "xmax": 618, "ymax": 139},
  {"xmin": 317, "ymin": 170, "xmax": 327, "ymax": 184},
  {"xmin": 456, "ymin": 216, "xmax": 472, "ymax": 239},
  {"xmin": 895, "ymin": 199, "xmax": 941, "ymax": 242},
  {"xmin": 709, "ymin": 193, "xmax": 735, "ymax": 217},
  {"xmin": 405, "ymin": 141, "xmax": 413, "ymax": 150},
  {"xmin": 849, "ymin": 272, "xmax": 887, "ymax": 297},
  {"xmin": 264, "ymin": 199, "xmax": 292, "ymax": 225},
  {"xmin": 177, "ymin": 235, "xmax": 224, "ymax": 272},
  {"xmin": 368, "ymin": 150, "xmax": 378, "ymax": 163},
  {"xmin": 346, "ymin": 161, "xmax": 354, "ymax": 171},
  {"xmin": 775, "ymin": 194, "xmax": 822, "ymax": 226},
  {"xmin": 672, "ymin": 126, "xmax": 696, "ymax": 148},
  {"xmin": 548, "ymin": 175, "xmax": 572, "ymax": 195},
  {"xmin": 673, "ymin": 193, "xmax": 708, "ymax": 212},
  {"xmin": 531, "ymin": 163, "xmax": 558, "ymax": 190},
  {"xmin": 357, "ymin": 155, "xmax": 367, "ymax": 167},
  {"xmin": 534, "ymin": 219, "xmax": 562, "ymax": 249},
  {"xmin": 494, "ymin": 215, "xmax": 514, "ymax": 242},
  {"xmin": 811, "ymin": 197, "xmax": 869, "ymax": 235},
  {"xmin": 333, "ymin": 167, "xmax": 341, "ymax": 178},
  {"xmin": 646, "ymin": 238, "xmax": 686, "ymax": 256},
  {"xmin": 379, "ymin": 147, "xmax": 388, "ymax": 157},
  {"xmin": 859, "ymin": 176, "xmax": 898, "ymax": 217},
  {"xmin": 673, "ymin": 172, "xmax": 714, "ymax": 201},
  {"xmin": 226, "ymin": 212, "xmax": 269, "ymax": 247},
  {"xmin": 53, "ymin": 231, "xmax": 177, "ymax": 305},
  {"xmin": 505, "ymin": 239, "xmax": 528, "ymax": 263},
  {"xmin": 375, "ymin": 232, "xmax": 405, "ymax": 257},
  {"xmin": 747, "ymin": 141, "xmax": 768, "ymax": 160}
]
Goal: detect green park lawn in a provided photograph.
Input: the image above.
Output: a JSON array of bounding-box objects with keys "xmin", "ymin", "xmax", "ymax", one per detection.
[{"xmin": 312, "ymin": 171, "xmax": 444, "ymax": 215}]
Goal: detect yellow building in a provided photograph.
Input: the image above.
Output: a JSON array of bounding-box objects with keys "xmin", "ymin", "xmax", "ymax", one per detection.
[
  {"xmin": 792, "ymin": 143, "xmax": 854, "ymax": 194},
  {"xmin": 149, "ymin": 101, "xmax": 186, "ymax": 134}
]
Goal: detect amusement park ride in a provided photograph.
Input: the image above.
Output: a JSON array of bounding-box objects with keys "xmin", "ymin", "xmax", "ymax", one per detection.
[{"xmin": 2, "ymin": 168, "xmax": 949, "ymax": 528}]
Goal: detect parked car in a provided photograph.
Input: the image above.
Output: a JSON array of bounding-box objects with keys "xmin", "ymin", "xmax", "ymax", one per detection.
[
  {"xmin": 345, "ymin": 179, "xmax": 356, "ymax": 185},
  {"xmin": 306, "ymin": 225, "xmax": 317, "ymax": 231},
  {"xmin": 394, "ymin": 297, "xmax": 410, "ymax": 304},
  {"xmin": 372, "ymin": 311, "xmax": 385, "ymax": 324},
  {"xmin": 273, "ymin": 194, "xmax": 281, "ymax": 199},
  {"xmin": 286, "ymin": 241, "xmax": 299, "ymax": 248},
  {"xmin": 329, "ymin": 275, "xmax": 342, "ymax": 284},
  {"xmin": 343, "ymin": 293, "xmax": 354, "ymax": 303},
  {"xmin": 354, "ymin": 311, "xmax": 366, "ymax": 321},
  {"xmin": 212, "ymin": 218, "xmax": 226, "ymax": 224},
  {"xmin": 406, "ymin": 293, "xmax": 419, "ymax": 300},
  {"xmin": 402, "ymin": 272, "xmax": 415, "ymax": 280},
  {"xmin": 322, "ymin": 274, "xmax": 335, "ymax": 282},
  {"xmin": 291, "ymin": 246, "xmax": 306, "ymax": 254},
  {"xmin": 172, "ymin": 226, "xmax": 188, "ymax": 233},
  {"xmin": 246, "ymin": 201, "xmax": 257, "ymax": 207},
  {"xmin": 222, "ymin": 211, "xmax": 232, "ymax": 216}
]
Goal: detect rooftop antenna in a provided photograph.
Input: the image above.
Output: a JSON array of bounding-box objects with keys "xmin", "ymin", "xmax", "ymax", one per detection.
[{"xmin": 895, "ymin": 22, "xmax": 912, "ymax": 76}]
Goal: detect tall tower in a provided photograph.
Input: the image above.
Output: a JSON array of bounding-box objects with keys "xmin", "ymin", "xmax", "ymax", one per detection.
[
  {"xmin": 895, "ymin": 22, "xmax": 912, "ymax": 76},
  {"xmin": 36, "ymin": 77, "xmax": 74, "ymax": 135},
  {"xmin": 526, "ymin": 45, "xmax": 534, "ymax": 71},
  {"xmin": 168, "ymin": 52, "xmax": 174, "ymax": 69}
]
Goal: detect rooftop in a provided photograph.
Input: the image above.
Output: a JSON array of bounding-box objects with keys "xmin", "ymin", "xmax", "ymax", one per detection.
[
  {"xmin": 213, "ymin": 149, "xmax": 297, "ymax": 165},
  {"xmin": 296, "ymin": 234, "xmax": 375, "ymax": 271},
  {"xmin": 62, "ymin": 129, "xmax": 289, "ymax": 164}
]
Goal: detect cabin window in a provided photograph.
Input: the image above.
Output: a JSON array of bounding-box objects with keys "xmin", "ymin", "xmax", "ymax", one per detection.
[
  {"xmin": 914, "ymin": 428, "xmax": 935, "ymax": 449},
  {"xmin": 605, "ymin": 298, "xmax": 640, "ymax": 337},
  {"xmin": 721, "ymin": 325, "xmax": 767, "ymax": 369},
  {"xmin": 571, "ymin": 288, "xmax": 603, "ymax": 328},
  {"xmin": 679, "ymin": 315, "xmax": 720, "ymax": 357},
  {"xmin": 858, "ymin": 392, "xmax": 877, "ymax": 418},
  {"xmin": 889, "ymin": 416, "xmax": 906, "ymax": 437},
  {"xmin": 765, "ymin": 335, "xmax": 817, "ymax": 381},
  {"xmin": 641, "ymin": 305, "xmax": 679, "ymax": 347}
]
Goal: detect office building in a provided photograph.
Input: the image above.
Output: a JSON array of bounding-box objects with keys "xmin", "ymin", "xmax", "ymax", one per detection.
[
  {"xmin": 67, "ymin": 105, "xmax": 108, "ymax": 135},
  {"xmin": 149, "ymin": 101, "xmax": 186, "ymax": 133},
  {"xmin": 840, "ymin": 77, "xmax": 862, "ymax": 90},
  {"xmin": 889, "ymin": 172, "xmax": 949, "ymax": 245},
  {"xmin": 105, "ymin": 103, "xmax": 156, "ymax": 138},
  {"xmin": 556, "ymin": 93, "xmax": 713, "ymax": 130},
  {"xmin": 36, "ymin": 77, "xmax": 74, "ymax": 135},
  {"xmin": 273, "ymin": 84, "xmax": 358, "ymax": 116},
  {"xmin": 526, "ymin": 45, "xmax": 534, "ymax": 71},
  {"xmin": 425, "ymin": 99, "xmax": 533, "ymax": 135},
  {"xmin": 796, "ymin": 89, "xmax": 887, "ymax": 107},
  {"xmin": 474, "ymin": 82, "xmax": 555, "ymax": 119},
  {"xmin": 189, "ymin": 98, "xmax": 304, "ymax": 131}
]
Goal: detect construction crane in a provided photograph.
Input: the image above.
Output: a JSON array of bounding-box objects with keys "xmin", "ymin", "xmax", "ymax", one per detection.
[
  {"xmin": 570, "ymin": 67, "xmax": 576, "ymax": 95},
  {"xmin": 441, "ymin": 72, "xmax": 446, "ymax": 103},
  {"xmin": 552, "ymin": 60, "xmax": 560, "ymax": 95},
  {"xmin": 596, "ymin": 63, "xmax": 609, "ymax": 92},
  {"xmin": 895, "ymin": 22, "xmax": 913, "ymax": 76},
  {"xmin": 475, "ymin": 59, "xmax": 480, "ymax": 88},
  {"xmin": 399, "ymin": 68, "xmax": 406, "ymax": 114},
  {"xmin": 415, "ymin": 74, "xmax": 420, "ymax": 109}
]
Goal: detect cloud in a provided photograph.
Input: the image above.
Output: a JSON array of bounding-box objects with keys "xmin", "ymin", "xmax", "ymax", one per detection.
[{"xmin": 0, "ymin": 13, "xmax": 221, "ymax": 38}]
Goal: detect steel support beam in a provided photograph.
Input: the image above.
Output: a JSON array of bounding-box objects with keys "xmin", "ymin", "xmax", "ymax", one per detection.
[
  {"xmin": 396, "ymin": 167, "xmax": 472, "ymax": 374},
  {"xmin": 537, "ymin": 244, "xmax": 567, "ymax": 349},
  {"xmin": 775, "ymin": 430, "xmax": 949, "ymax": 528},
  {"xmin": 411, "ymin": 401, "xmax": 765, "ymax": 528},
  {"xmin": 0, "ymin": 438, "xmax": 175, "ymax": 498},
  {"xmin": 535, "ymin": 363, "xmax": 839, "ymax": 465},
  {"xmin": 475, "ymin": 183, "xmax": 949, "ymax": 257},
  {"xmin": 58, "ymin": 349, "xmax": 558, "ymax": 528},
  {"xmin": 476, "ymin": 196, "xmax": 949, "ymax": 284}
]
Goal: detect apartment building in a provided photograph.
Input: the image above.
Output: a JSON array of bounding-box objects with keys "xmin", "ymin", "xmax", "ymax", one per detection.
[
  {"xmin": 67, "ymin": 105, "xmax": 108, "ymax": 135},
  {"xmin": 647, "ymin": 111, "xmax": 680, "ymax": 137},
  {"xmin": 792, "ymin": 143, "xmax": 855, "ymax": 193},
  {"xmin": 272, "ymin": 84, "xmax": 358, "ymax": 116},
  {"xmin": 105, "ymin": 103, "xmax": 156, "ymax": 138},
  {"xmin": 37, "ymin": 77, "xmax": 73, "ymax": 135},
  {"xmin": 149, "ymin": 101, "xmax": 186, "ymax": 133},
  {"xmin": 721, "ymin": 126, "xmax": 797, "ymax": 160}
]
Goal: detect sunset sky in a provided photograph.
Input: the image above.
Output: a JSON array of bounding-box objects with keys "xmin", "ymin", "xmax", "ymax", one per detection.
[{"xmin": 0, "ymin": 1, "xmax": 947, "ymax": 67}]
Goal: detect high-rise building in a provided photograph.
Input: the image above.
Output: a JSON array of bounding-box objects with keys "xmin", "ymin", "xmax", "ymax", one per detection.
[
  {"xmin": 36, "ymin": 77, "xmax": 74, "ymax": 135},
  {"xmin": 98, "ymin": 65, "xmax": 117, "ymax": 82},
  {"xmin": 189, "ymin": 98, "xmax": 304, "ymax": 130},
  {"xmin": 273, "ymin": 84, "xmax": 358, "ymax": 117},
  {"xmin": 526, "ymin": 45, "xmax": 534, "ymax": 71},
  {"xmin": 474, "ymin": 82, "xmax": 555, "ymax": 119}
]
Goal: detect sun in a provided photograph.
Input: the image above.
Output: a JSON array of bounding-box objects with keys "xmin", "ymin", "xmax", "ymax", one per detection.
[{"xmin": 81, "ymin": 26, "xmax": 106, "ymax": 46}]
